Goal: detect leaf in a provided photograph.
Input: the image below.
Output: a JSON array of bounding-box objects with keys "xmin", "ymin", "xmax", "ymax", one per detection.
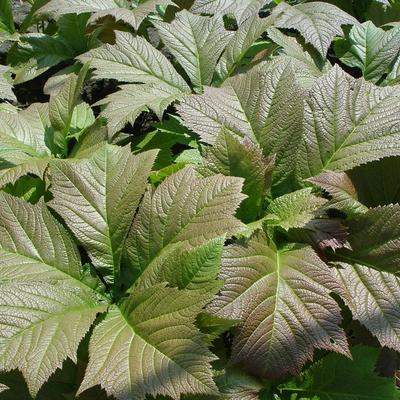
[
  {"xmin": 0, "ymin": 281, "xmax": 106, "ymax": 397},
  {"xmin": 216, "ymin": 14, "xmax": 276, "ymax": 82},
  {"xmin": 179, "ymin": 58, "xmax": 303, "ymax": 188},
  {"xmin": 0, "ymin": 0, "xmax": 14, "ymax": 33},
  {"xmin": 273, "ymin": 1, "xmax": 357, "ymax": 56},
  {"xmin": 49, "ymin": 144, "xmax": 158, "ymax": 286},
  {"xmin": 0, "ymin": 65, "xmax": 16, "ymax": 102},
  {"xmin": 267, "ymin": 26, "xmax": 328, "ymax": 88},
  {"xmin": 41, "ymin": 0, "xmax": 174, "ymax": 29},
  {"xmin": 78, "ymin": 31, "xmax": 190, "ymax": 93},
  {"xmin": 43, "ymin": 64, "xmax": 81, "ymax": 96},
  {"xmin": 308, "ymin": 171, "xmax": 368, "ymax": 217},
  {"xmin": 191, "ymin": 0, "xmax": 270, "ymax": 25},
  {"xmin": 336, "ymin": 264, "xmax": 400, "ymax": 353},
  {"xmin": 133, "ymin": 236, "xmax": 224, "ymax": 292},
  {"xmin": 78, "ymin": 285, "xmax": 218, "ymax": 400},
  {"xmin": 154, "ymin": 10, "xmax": 232, "ymax": 90},
  {"xmin": 123, "ymin": 166, "xmax": 245, "ymax": 287},
  {"xmin": 0, "ymin": 192, "xmax": 108, "ymax": 396},
  {"xmin": 208, "ymin": 231, "xmax": 349, "ymax": 379},
  {"xmin": 267, "ymin": 188, "xmax": 327, "ymax": 230},
  {"xmin": 49, "ymin": 63, "xmax": 90, "ymax": 143},
  {"xmin": 279, "ymin": 346, "xmax": 399, "ymax": 400},
  {"xmin": 201, "ymin": 129, "xmax": 274, "ymax": 223},
  {"xmin": 296, "ymin": 66, "xmax": 400, "ymax": 179},
  {"xmin": 337, "ymin": 205, "xmax": 400, "ymax": 274},
  {"xmin": 7, "ymin": 33, "xmax": 75, "ymax": 84},
  {"xmin": 336, "ymin": 21, "xmax": 400, "ymax": 83},
  {"xmin": 95, "ymin": 83, "xmax": 184, "ymax": 136},
  {"xmin": 0, "ymin": 383, "xmax": 8, "ymax": 393}
]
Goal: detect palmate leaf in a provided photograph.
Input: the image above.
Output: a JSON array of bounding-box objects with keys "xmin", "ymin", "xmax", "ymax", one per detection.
[
  {"xmin": 208, "ymin": 231, "xmax": 349, "ymax": 379},
  {"xmin": 335, "ymin": 21, "xmax": 400, "ymax": 83},
  {"xmin": 296, "ymin": 65, "xmax": 400, "ymax": 179},
  {"xmin": 190, "ymin": 0, "xmax": 271, "ymax": 25},
  {"xmin": 279, "ymin": 346, "xmax": 399, "ymax": 400},
  {"xmin": 0, "ymin": 193, "xmax": 108, "ymax": 397},
  {"xmin": 200, "ymin": 129, "xmax": 275, "ymax": 223},
  {"xmin": 154, "ymin": 10, "xmax": 233, "ymax": 90},
  {"xmin": 179, "ymin": 58, "xmax": 303, "ymax": 188},
  {"xmin": 124, "ymin": 166, "xmax": 246, "ymax": 288},
  {"xmin": 272, "ymin": 1, "xmax": 357, "ymax": 57},
  {"xmin": 49, "ymin": 144, "xmax": 158, "ymax": 286},
  {"xmin": 78, "ymin": 285, "xmax": 219, "ymax": 400}
]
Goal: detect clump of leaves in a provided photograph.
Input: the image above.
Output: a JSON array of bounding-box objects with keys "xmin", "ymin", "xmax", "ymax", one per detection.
[{"xmin": 1, "ymin": 0, "xmax": 400, "ymax": 399}]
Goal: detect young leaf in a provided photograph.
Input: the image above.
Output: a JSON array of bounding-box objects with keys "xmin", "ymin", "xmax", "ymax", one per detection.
[
  {"xmin": 296, "ymin": 66, "xmax": 400, "ymax": 179},
  {"xmin": 267, "ymin": 188, "xmax": 327, "ymax": 230},
  {"xmin": 336, "ymin": 21, "xmax": 400, "ymax": 83},
  {"xmin": 123, "ymin": 166, "xmax": 245, "ymax": 286},
  {"xmin": 179, "ymin": 58, "xmax": 303, "ymax": 188},
  {"xmin": 279, "ymin": 346, "xmax": 399, "ymax": 400},
  {"xmin": 201, "ymin": 129, "xmax": 274, "ymax": 222},
  {"xmin": 78, "ymin": 285, "xmax": 219, "ymax": 400},
  {"xmin": 273, "ymin": 1, "xmax": 357, "ymax": 57},
  {"xmin": 208, "ymin": 231, "xmax": 349, "ymax": 379},
  {"xmin": 0, "ymin": 193, "xmax": 108, "ymax": 397},
  {"xmin": 0, "ymin": 0, "xmax": 14, "ymax": 33},
  {"xmin": 191, "ymin": 0, "xmax": 270, "ymax": 25},
  {"xmin": 49, "ymin": 145, "xmax": 158, "ymax": 285},
  {"xmin": 154, "ymin": 10, "xmax": 233, "ymax": 90}
]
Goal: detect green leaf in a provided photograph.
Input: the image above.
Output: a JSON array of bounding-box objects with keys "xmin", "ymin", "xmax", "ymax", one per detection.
[
  {"xmin": 7, "ymin": 34, "xmax": 75, "ymax": 84},
  {"xmin": 273, "ymin": 1, "xmax": 357, "ymax": 56},
  {"xmin": 296, "ymin": 66, "xmax": 400, "ymax": 179},
  {"xmin": 0, "ymin": 65, "xmax": 16, "ymax": 101},
  {"xmin": 0, "ymin": 192, "xmax": 108, "ymax": 397},
  {"xmin": 279, "ymin": 346, "xmax": 399, "ymax": 400},
  {"xmin": 0, "ymin": 0, "xmax": 14, "ymax": 33},
  {"xmin": 154, "ymin": 10, "xmax": 232, "ymax": 90},
  {"xmin": 267, "ymin": 188, "xmax": 327, "ymax": 230},
  {"xmin": 78, "ymin": 285, "xmax": 219, "ymax": 400},
  {"xmin": 49, "ymin": 144, "xmax": 158, "ymax": 286},
  {"xmin": 133, "ymin": 236, "xmax": 225, "ymax": 292},
  {"xmin": 179, "ymin": 58, "xmax": 304, "ymax": 189},
  {"xmin": 123, "ymin": 166, "xmax": 245, "ymax": 287},
  {"xmin": 215, "ymin": 14, "xmax": 276, "ymax": 82},
  {"xmin": 191, "ymin": 0, "xmax": 271, "ymax": 25},
  {"xmin": 201, "ymin": 129, "xmax": 275, "ymax": 223},
  {"xmin": 78, "ymin": 31, "xmax": 190, "ymax": 92},
  {"xmin": 335, "ymin": 21, "xmax": 400, "ymax": 83},
  {"xmin": 208, "ymin": 231, "xmax": 348, "ymax": 379},
  {"xmin": 49, "ymin": 64, "xmax": 90, "ymax": 152}
]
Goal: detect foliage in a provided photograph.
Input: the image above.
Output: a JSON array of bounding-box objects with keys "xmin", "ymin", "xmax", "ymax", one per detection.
[{"xmin": 1, "ymin": 0, "xmax": 400, "ymax": 399}]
